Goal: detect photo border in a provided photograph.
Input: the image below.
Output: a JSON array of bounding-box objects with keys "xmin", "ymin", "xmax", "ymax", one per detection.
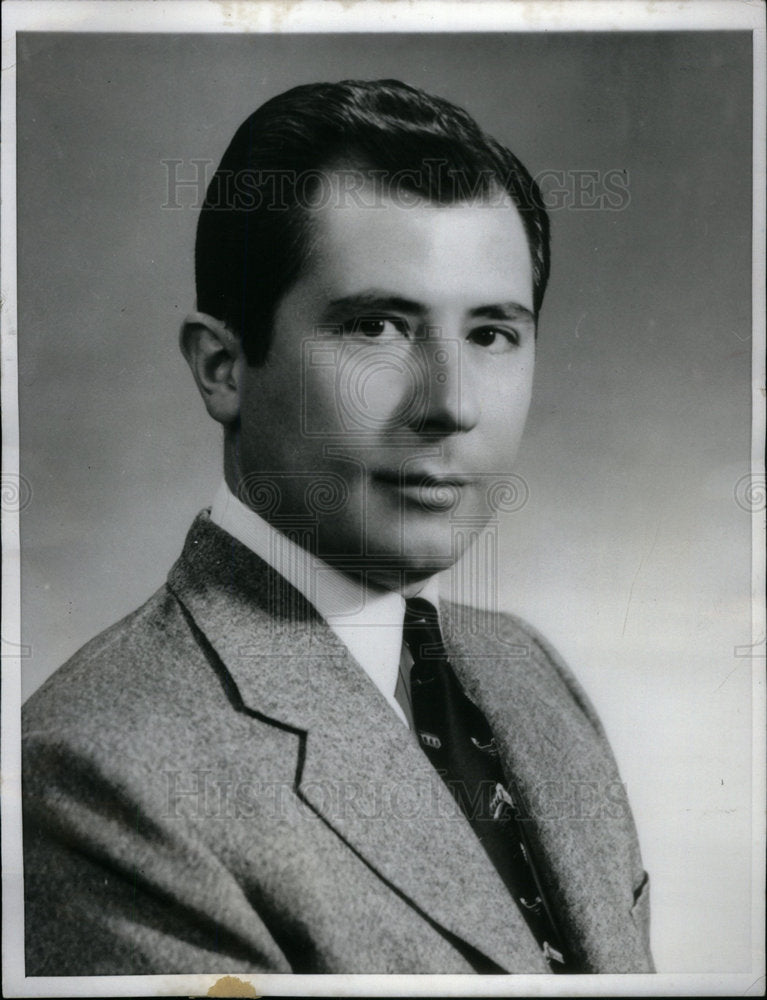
[{"xmin": 2, "ymin": 2, "xmax": 764, "ymax": 997}]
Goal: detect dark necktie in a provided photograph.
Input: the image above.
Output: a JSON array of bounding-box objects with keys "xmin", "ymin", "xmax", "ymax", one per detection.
[{"xmin": 403, "ymin": 597, "xmax": 576, "ymax": 973}]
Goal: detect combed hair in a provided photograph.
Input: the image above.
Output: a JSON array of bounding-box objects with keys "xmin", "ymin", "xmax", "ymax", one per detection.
[{"xmin": 195, "ymin": 79, "xmax": 550, "ymax": 364}]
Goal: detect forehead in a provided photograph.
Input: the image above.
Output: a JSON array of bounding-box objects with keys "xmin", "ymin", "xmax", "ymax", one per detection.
[{"xmin": 302, "ymin": 176, "xmax": 534, "ymax": 311}]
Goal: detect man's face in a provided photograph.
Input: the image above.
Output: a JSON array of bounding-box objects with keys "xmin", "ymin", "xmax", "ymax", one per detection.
[{"xmin": 234, "ymin": 178, "xmax": 535, "ymax": 588}]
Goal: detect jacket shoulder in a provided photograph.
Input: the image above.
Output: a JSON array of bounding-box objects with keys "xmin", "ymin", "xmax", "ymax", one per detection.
[
  {"xmin": 441, "ymin": 600, "xmax": 608, "ymax": 739},
  {"xmin": 21, "ymin": 580, "xmax": 262, "ymax": 782},
  {"xmin": 24, "ymin": 585, "xmax": 194, "ymax": 727},
  {"xmin": 21, "ymin": 579, "xmax": 298, "ymax": 975}
]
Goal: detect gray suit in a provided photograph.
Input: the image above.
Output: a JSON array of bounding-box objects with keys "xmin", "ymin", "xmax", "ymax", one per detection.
[{"xmin": 23, "ymin": 512, "xmax": 653, "ymax": 975}]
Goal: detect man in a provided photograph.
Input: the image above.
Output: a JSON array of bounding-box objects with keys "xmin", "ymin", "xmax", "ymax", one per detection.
[{"xmin": 23, "ymin": 79, "xmax": 653, "ymax": 976}]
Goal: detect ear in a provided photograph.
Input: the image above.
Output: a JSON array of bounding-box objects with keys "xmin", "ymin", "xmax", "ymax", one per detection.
[{"xmin": 179, "ymin": 311, "xmax": 242, "ymax": 425}]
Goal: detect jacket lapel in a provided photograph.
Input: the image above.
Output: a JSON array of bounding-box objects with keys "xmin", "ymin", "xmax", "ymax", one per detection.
[
  {"xmin": 293, "ymin": 657, "xmax": 548, "ymax": 974},
  {"xmin": 440, "ymin": 601, "xmax": 651, "ymax": 972},
  {"xmin": 167, "ymin": 513, "xmax": 547, "ymax": 973}
]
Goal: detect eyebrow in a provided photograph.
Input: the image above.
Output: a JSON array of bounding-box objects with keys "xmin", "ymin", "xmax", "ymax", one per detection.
[
  {"xmin": 323, "ymin": 291, "xmax": 535, "ymax": 324},
  {"xmin": 468, "ymin": 302, "xmax": 536, "ymax": 325},
  {"xmin": 322, "ymin": 292, "xmax": 427, "ymax": 320}
]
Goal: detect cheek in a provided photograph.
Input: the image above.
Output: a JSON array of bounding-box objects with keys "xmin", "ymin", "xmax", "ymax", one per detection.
[
  {"xmin": 300, "ymin": 366, "xmax": 347, "ymax": 435},
  {"xmin": 304, "ymin": 344, "xmax": 416, "ymax": 433},
  {"xmin": 481, "ymin": 367, "xmax": 533, "ymax": 430},
  {"xmin": 344, "ymin": 349, "xmax": 423, "ymax": 428},
  {"xmin": 473, "ymin": 395, "xmax": 531, "ymax": 473}
]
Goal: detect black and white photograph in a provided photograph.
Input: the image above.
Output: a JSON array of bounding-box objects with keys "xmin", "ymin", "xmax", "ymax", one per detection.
[{"xmin": 1, "ymin": 1, "xmax": 764, "ymax": 996}]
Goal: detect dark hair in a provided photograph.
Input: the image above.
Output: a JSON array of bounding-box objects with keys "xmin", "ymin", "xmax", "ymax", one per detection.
[{"xmin": 195, "ymin": 79, "xmax": 550, "ymax": 365}]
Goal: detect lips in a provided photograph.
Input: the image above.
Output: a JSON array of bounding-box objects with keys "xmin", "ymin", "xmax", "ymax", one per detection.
[
  {"xmin": 373, "ymin": 471, "xmax": 475, "ymax": 487},
  {"xmin": 372, "ymin": 471, "xmax": 474, "ymax": 510}
]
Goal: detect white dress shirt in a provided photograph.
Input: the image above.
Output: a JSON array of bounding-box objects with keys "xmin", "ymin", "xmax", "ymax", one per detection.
[{"xmin": 209, "ymin": 480, "xmax": 441, "ymax": 728}]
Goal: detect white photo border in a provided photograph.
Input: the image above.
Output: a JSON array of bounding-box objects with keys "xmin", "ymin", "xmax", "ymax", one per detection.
[{"xmin": 2, "ymin": 2, "xmax": 764, "ymax": 997}]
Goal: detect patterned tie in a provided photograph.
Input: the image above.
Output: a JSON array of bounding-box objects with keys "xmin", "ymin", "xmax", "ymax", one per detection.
[{"xmin": 403, "ymin": 597, "xmax": 576, "ymax": 973}]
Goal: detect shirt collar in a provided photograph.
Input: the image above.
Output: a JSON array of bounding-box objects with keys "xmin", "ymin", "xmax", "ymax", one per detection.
[{"xmin": 209, "ymin": 480, "xmax": 440, "ymax": 725}]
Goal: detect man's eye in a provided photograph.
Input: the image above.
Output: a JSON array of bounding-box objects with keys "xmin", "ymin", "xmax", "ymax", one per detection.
[
  {"xmin": 347, "ymin": 316, "xmax": 410, "ymax": 338},
  {"xmin": 467, "ymin": 326, "xmax": 520, "ymax": 352}
]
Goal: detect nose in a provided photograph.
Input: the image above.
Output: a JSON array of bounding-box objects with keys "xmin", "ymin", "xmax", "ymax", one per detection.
[{"xmin": 408, "ymin": 336, "xmax": 479, "ymax": 435}]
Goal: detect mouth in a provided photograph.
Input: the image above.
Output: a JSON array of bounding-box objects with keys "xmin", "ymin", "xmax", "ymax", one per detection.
[{"xmin": 372, "ymin": 471, "xmax": 474, "ymax": 510}]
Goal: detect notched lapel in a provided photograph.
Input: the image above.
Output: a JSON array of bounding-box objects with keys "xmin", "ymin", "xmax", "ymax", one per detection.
[
  {"xmin": 440, "ymin": 600, "xmax": 653, "ymax": 972},
  {"xmin": 167, "ymin": 514, "xmax": 547, "ymax": 973},
  {"xmin": 294, "ymin": 659, "xmax": 548, "ymax": 974}
]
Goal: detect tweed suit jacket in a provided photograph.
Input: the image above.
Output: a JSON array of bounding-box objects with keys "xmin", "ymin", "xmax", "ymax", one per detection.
[{"xmin": 23, "ymin": 512, "xmax": 654, "ymax": 976}]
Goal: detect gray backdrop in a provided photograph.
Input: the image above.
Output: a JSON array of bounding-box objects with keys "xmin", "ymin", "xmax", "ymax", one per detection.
[{"xmin": 17, "ymin": 31, "xmax": 753, "ymax": 974}]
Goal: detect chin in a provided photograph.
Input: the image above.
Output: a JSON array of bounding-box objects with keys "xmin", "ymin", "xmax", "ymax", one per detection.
[
  {"xmin": 315, "ymin": 512, "xmax": 475, "ymax": 583},
  {"xmin": 370, "ymin": 520, "xmax": 470, "ymax": 576}
]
